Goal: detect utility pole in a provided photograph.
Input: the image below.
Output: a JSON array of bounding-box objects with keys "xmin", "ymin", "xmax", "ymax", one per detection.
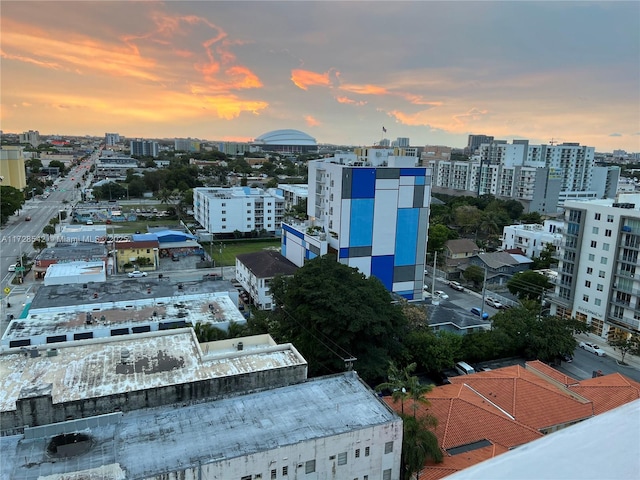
[
  {"xmin": 480, "ymin": 267, "xmax": 488, "ymax": 318},
  {"xmin": 431, "ymin": 253, "xmax": 438, "ymax": 301}
]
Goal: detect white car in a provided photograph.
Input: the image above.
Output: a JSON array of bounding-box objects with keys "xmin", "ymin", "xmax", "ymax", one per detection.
[
  {"xmin": 434, "ymin": 290, "xmax": 449, "ymax": 300},
  {"xmin": 579, "ymin": 341, "xmax": 606, "ymax": 357},
  {"xmin": 485, "ymin": 297, "xmax": 503, "ymax": 309},
  {"xmin": 8, "ymin": 264, "xmax": 16, "ymax": 272},
  {"xmin": 127, "ymin": 270, "xmax": 148, "ymax": 278}
]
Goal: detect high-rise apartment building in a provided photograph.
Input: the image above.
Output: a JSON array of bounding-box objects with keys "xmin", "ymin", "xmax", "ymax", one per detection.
[
  {"xmin": 18, "ymin": 130, "xmax": 40, "ymax": 148},
  {"xmin": 194, "ymin": 186, "xmax": 285, "ymax": 235},
  {"xmin": 130, "ymin": 139, "xmax": 159, "ymax": 158},
  {"xmin": 282, "ymin": 148, "xmax": 431, "ymax": 300},
  {"xmin": 105, "ymin": 133, "xmax": 120, "ymax": 146},
  {"xmin": 550, "ymin": 195, "xmax": 640, "ymax": 340},
  {"xmin": 466, "ymin": 134, "xmax": 494, "ymax": 154},
  {"xmin": 174, "ymin": 138, "xmax": 201, "ymax": 152}
]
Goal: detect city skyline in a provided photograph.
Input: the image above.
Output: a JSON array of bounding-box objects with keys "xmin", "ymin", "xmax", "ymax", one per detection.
[{"xmin": 1, "ymin": 1, "xmax": 639, "ymax": 152}]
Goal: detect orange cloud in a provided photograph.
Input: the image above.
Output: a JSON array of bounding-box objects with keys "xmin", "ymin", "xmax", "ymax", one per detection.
[
  {"xmin": 339, "ymin": 83, "xmax": 389, "ymax": 96},
  {"xmin": 335, "ymin": 96, "xmax": 367, "ymax": 106},
  {"xmin": 305, "ymin": 115, "xmax": 321, "ymax": 127},
  {"xmin": 291, "ymin": 69, "xmax": 332, "ymax": 90}
]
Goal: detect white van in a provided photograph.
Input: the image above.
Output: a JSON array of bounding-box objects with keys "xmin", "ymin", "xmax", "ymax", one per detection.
[{"xmin": 455, "ymin": 361, "xmax": 476, "ymax": 376}]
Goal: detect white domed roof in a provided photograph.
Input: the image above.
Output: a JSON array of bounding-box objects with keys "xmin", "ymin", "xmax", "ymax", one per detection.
[{"xmin": 254, "ymin": 129, "xmax": 316, "ymax": 146}]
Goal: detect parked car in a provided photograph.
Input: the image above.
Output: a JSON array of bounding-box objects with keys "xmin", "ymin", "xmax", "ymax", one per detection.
[
  {"xmin": 127, "ymin": 270, "xmax": 148, "ymax": 278},
  {"xmin": 449, "ymin": 281, "xmax": 464, "ymax": 291},
  {"xmin": 485, "ymin": 297, "xmax": 503, "ymax": 309},
  {"xmin": 579, "ymin": 341, "xmax": 606, "ymax": 356},
  {"xmin": 25, "ymin": 216, "xmax": 31, "ymax": 221},
  {"xmin": 434, "ymin": 290, "xmax": 449, "ymax": 300},
  {"xmin": 8, "ymin": 264, "xmax": 16, "ymax": 272},
  {"xmin": 561, "ymin": 353, "xmax": 574, "ymax": 363},
  {"xmin": 86, "ymin": 220, "xmax": 94, "ymax": 225},
  {"xmin": 171, "ymin": 254, "xmax": 180, "ymax": 262},
  {"xmin": 470, "ymin": 307, "xmax": 490, "ymax": 320},
  {"xmin": 202, "ymin": 273, "xmax": 221, "ymax": 280}
]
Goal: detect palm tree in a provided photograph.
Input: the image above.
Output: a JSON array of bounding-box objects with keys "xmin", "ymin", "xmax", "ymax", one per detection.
[
  {"xmin": 376, "ymin": 362, "xmax": 415, "ymax": 415},
  {"xmin": 401, "ymin": 414, "xmax": 443, "ymax": 480}
]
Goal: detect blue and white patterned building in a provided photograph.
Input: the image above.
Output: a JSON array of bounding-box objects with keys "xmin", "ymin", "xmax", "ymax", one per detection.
[{"xmin": 282, "ymin": 149, "xmax": 431, "ymax": 300}]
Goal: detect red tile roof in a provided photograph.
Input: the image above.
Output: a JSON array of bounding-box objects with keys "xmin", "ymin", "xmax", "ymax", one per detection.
[
  {"xmin": 449, "ymin": 364, "xmax": 593, "ymax": 431},
  {"xmin": 570, "ymin": 373, "xmax": 640, "ymax": 415}
]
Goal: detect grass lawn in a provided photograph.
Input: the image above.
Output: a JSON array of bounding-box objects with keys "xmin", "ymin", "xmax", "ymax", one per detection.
[{"xmin": 204, "ymin": 239, "xmax": 281, "ymax": 266}]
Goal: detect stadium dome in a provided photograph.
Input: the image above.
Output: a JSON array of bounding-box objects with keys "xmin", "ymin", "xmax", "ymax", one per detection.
[{"xmin": 253, "ymin": 129, "xmax": 318, "ymax": 153}]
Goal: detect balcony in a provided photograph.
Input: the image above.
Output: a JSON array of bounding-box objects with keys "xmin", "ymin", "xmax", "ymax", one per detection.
[
  {"xmin": 547, "ymin": 293, "xmax": 572, "ymax": 308},
  {"xmin": 606, "ymin": 316, "xmax": 640, "ymax": 334}
]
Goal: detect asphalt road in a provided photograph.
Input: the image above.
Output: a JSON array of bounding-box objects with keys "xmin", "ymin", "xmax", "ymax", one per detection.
[{"xmin": 556, "ymin": 344, "xmax": 640, "ymax": 383}]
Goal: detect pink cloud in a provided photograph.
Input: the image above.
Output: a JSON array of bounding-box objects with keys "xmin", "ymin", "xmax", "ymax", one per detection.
[{"xmin": 305, "ymin": 115, "xmax": 321, "ymax": 127}]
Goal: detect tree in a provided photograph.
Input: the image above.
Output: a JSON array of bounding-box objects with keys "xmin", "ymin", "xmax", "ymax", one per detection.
[
  {"xmin": 490, "ymin": 307, "xmax": 590, "ymax": 361},
  {"xmin": 532, "ymin": 243, "xmax": 557, "ymax": 270},
  {"xmin": 507, "ymin": 270, "xmax": 553, "ymax": 301},
  {"xmin": 608, "ymin": 335, "xmax": 640, "ymax": 365},
  {"xmin": 454, "ymin": 205, "xmax": 481, "ymax": 234},
  {"xmin": 519, "ymin": 212, "xmax": 543, "ymax": 224},
  {"xmin": 427, "ymin": 224, "xmax": 457, "ymax": 253},
  {"xmin": 33, "ymin": 237, "xmax": 47, "ymax": 251},
  {"xmin": 405, "ymin": 330, "xmax": 462, "ymax": 374},
  {"xmin": 48, "ymin": 160, "xmax": 66, "ymax": 175},
  {"xmin": 43, "ymin": 224, "xmax": 55, "ymax": 238},
  {"xmin": 376, "ymin": 362, "xmax": 413, "ymax": 415},
  {"xmin": 0, "ymin": 186, "xmax": 24, "ymax": 224},
  {"xmin": 463, "ymin": 265, "xmax": 484, "ymax": 288},
  {"xmin": 268, "ymin": 254, "xmax": 408, "ymax": 384}
]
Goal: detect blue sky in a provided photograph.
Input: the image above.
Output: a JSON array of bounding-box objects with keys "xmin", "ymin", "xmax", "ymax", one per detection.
[{"xmin": 1, "ymin": 1, "xmax": 638, "ymax": 151}]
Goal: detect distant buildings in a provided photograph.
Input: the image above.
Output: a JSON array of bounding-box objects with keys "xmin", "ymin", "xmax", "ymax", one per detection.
[
  {"xmin": 174, "ymin": 137, "xmax": 200, "ymax": 152},
  {"xmin": 18, "ymin": 130, "xmax": 40, "ymax": 148},
  {"xmin": 549, "ymin": 194, "xmax": 640, "ymax": 339},
  {"xmin": 0, "ymin": 146, "xmax": 27, "ymax": 190},
  {"xmin": 282, "ymin": 147, "xmax": 432, "ymax": 300},
  {"xmin": 428, "ymin": 140, "xmax": 616, "ymax": 214},
  {"xmin": 104, "ymin": 132, "xmax": 120, "ymax": 146},
  {"xmin": 466, "ymin": 134, "xmax": 494, "ymax": 154},
  {"xmin": 253, "ymin": 129, "xmax": 318, "ymax": 154},
  {"xmin": 194, "ymin": 186, "xmax": 285, "ymax": 236},
  {"xmin": 130, "ymin": 139, "xmax": 159, "ymax": 158}
]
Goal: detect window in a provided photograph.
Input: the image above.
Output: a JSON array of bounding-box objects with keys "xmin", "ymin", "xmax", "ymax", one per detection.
[
  {"xmin": 355, "ymin": 448, "xmax": 360, "ymax": 458},
  {"xmin": 585, "ymin": 281, "xmax": 591, "ymax": 288},
  {"xmin": 383, "ymin": 470, "xmax": 392, "ymax": 480},
  {"xmin": 282, "ymin": 466, "xmax": 288, "ymax": 476},
  {"xmin": 241, "ymin": 476, "xmax": 251, "ymax": 480},
  {"xmin": 338, "ymin": 452, "xmax": 347, "ymax": 465},
  {"xmin": 603, "ymin": 243, "xmax": 610, "ymax": 251},
  {"xmin": 595, "ymin": 213, "xmax": 601, "ymax": 220},
  {"xmin": 583, "ymin": 295, "xmax": 589, "ymax": 302},
  {"xmin": 222, "ymin": 203, "xmax": 226, "ymax": 206},
  {"xmin": 588, "ymin": 254, "xmax": 595, "ymax": 261},
  {"xmin": 595, "ymin": 298, "xmax": 602, "ymax": 306},
  {"xmin": 597, "ymin": 284, "xmax": 603, "ymax": 292},
  {"xmin": 222, "ymin": 218, "xmax": 226, "ymax": 222},
  {"xmin": 587, "ymin": 267, "xmax": 593, "ymax": 274},
  {"xmin": 271, "ymin": 470, "xmax": 276, "ymax": 480},
  {"xmin": 599, "ymin": 271, "xmax": 606, "ymax": 278},
  {"xmin": 305, "ymin": 460, "xmax": 315, "ymax": 474},
  {"xmin": 590, "ymin": 241, "xmax": 597, "ymax": 248},
  {"xmin": 605, "ymin": 229, "xmax": 612, "ymax": 237},
  {"xmin": 607, "ymin": 215, "xmax": 614, "ymax": 223},
  {"xmin": 384, "ymin": 442, "xmax": 394, "ymax": 454},
  {"xmin": 592, "ymin": 227, "xmax": 599, "ymax": 234},
  {"xmin": 600, "ymin": 257, "xmax": 608, "ymax": 265},
  {"xmin": 365, "ymin": 447, "xmax": 370, "ymax": 457},
  {"xmin": 222, "ymin": 210, "xmax": 226, "ymax": 214}
]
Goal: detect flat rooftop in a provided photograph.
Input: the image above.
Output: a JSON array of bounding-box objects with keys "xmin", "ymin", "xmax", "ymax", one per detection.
[
  {"xmin": 0, "ymin": 330, "xmax": 306, "ymax": 414},
  {"xmin": 0, "ymin": 372, "xmax": 394, "ymax": 480},
  {"xmin": 3, "ymin": 291, "xmax": 245, "ymax": 347}
]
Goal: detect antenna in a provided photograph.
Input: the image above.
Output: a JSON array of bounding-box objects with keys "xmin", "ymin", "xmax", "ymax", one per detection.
[{"xmin": 549, "ymin": 138, "xmax": 557, "ymax": 146}]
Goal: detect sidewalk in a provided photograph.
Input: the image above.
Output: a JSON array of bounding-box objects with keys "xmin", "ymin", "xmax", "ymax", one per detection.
[{"xmin": 575, "ymin": 332, "xmax": 640, "ymax": 372}]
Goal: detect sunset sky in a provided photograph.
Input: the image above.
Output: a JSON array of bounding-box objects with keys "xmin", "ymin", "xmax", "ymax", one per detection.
[{"xmin": 1, "ymin": 1, "xmax": 639, "ymax": 152}]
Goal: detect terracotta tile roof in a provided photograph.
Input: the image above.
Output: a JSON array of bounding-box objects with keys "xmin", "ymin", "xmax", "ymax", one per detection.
[
  {"xmin": 570, "ymin": 373, "xmax": 640, "ymax": 415},
  {"xmin": 449, "ymin": 365, "xmax": 593, "ymax": 430},
  {"xmin": 525, "ymin": 360, "xmax": 579, "ymax": 387},
  {"xmin": 419, "ymin": 444, "xmax": 509, "ymax": 480}
]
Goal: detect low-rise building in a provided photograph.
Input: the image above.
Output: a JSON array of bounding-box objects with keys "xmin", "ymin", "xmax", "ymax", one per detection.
[
  {"xmin": 235, "ymin": 250, "xmax": 299, "ymax": 309},
  {"xmin": 43, "ymin": 261, "xmax": 106, "ymax": 286},
  {"xmin": 115, "ymin": 238, "xmax": 159, "ymax": 272},
  {"xmin": 34, "ymin": 243, "xmax": 108, "ymax": 279},
  {"xmin": 468, "ymin": 251, "xmax": 533, "ymax": 285},
  {"xmin": 500, "ymin": 220, "xmax": 564, "ymax": 259},
  {"xmin": 442, "ymin": 239, "xmax": 482, "ymax": 279},
  {"xmin": 0, "ymin": 145, "xmax": 27, "ymax": 190}
]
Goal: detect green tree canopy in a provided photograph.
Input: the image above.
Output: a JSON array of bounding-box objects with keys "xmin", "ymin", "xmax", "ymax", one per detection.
[
  {"xmin": 463, "ymin": 265, "xmax": 485, "ymax": 287},
  {"xmin": 0, "ymin": 186, "xmax": 24, "ymax": 224},
  {"xmin": 268, "ymin": 255, "xmax": 408, "ymax": 384},
  {"xmin": 427, "ymin": 224, "xmax": 458, "ymax": 253},
  {"xmin": 507, "ymin": 271, "xmax": 553, "ymax": 301}
]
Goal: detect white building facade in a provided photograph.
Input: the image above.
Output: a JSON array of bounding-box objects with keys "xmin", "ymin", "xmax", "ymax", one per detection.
[
  {"xmin": 501, "ymin": 220, "xmax": 564, "ymax": 258},
  {"xmin": 194, "ymin": 186, "xmax": 285, "ymax": 235},
  {"xmin": 550, "ymin": 195, "xmax": 640, "ymax": 339},
  {"xmin": 282, "ymin": 148, "xmax": 432, "ymax": 300}
]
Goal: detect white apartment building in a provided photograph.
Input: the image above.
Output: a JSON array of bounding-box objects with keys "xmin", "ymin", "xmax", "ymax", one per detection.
[
  {"xmin": 277, "ymin": 183, "xmax": 308, "ymax": 210},
  {"xmin": 282, "ymin": 148, "xmax": 432, "ymax": 301},
  {"xmin": 550, "ymin": 195, "xmax": 640, "ymax": 339},
  {"xmin": 501, "ymin": 220, "xmax": 564, "ymax": 258},
  {"xmin": 104, "ymin": 133, "xmax": 120, "ymax": 146},
  {"xmin": 19, "ymin": 130, "xmax": 40, "ymax": 148},
  {"xmin": 430, "ymin": 141, "xmax": 602, "ymax": 214},
  {"xmin": 194, "ymin": 186, "xmax": 285, "ymax": 235}
]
